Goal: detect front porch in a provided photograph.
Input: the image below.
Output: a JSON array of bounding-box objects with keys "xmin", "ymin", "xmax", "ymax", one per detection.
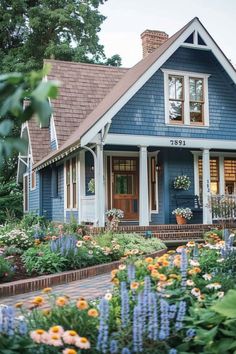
[{"xmin": 78, "ymin": 143, "xmax": 236, "ymax": 227}]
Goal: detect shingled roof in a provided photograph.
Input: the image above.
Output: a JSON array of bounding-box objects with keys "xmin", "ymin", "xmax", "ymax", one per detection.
[{"xmin": 28, "ymin": 61, "xmax": 127, "ymax": 164}]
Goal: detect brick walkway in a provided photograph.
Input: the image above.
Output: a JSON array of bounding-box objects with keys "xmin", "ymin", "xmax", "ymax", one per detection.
[{"xmin": 0, "ymin": 273, "xmax": 112, "ymax": 308}]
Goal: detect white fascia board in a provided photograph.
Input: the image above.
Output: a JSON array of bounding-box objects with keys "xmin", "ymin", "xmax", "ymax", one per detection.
[
  {"xmin": 81, "ymin": 18, "xmax": 236, "ymax": 147},
  {"xmin": 194, "ymin": 22, "xmax": 236, "ymax": 84},
  {"xmin": 80, "ymin": 22, "xmax": 198, "ymax": 147},
  {"xmin": 106, "ymin": 133, "xmax": 236, "ymax": 150}
]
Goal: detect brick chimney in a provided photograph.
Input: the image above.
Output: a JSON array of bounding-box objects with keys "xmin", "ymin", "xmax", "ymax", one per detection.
[{"xmin": 141, "ymin": 29, "xmax": 169, "ymax": 58}]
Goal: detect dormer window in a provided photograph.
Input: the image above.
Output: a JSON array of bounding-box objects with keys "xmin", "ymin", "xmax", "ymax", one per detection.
[{"xmin": 163, "ymin": 69, "xmax": 210, "ymax": 126}]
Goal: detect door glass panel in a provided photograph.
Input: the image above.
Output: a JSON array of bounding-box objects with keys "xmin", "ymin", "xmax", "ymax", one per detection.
[{"xmin": 115, "ymin": 174, "xmax": 134, "ymax": 194}]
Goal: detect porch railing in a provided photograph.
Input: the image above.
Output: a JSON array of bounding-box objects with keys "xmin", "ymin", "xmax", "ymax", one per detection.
[{"xmin": 210, "ymin": 194, "xmax": 236, "ymax": 221}]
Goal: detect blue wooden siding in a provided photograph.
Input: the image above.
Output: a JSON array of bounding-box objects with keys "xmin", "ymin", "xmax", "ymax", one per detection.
[
  {"xmin": 66, "ymin": 210, "xmax": 78, "ymax": 223},
  {"xmin": 110, "ymin": 47, "xmax": 236, "ymax": 140},
  {"xmin": 51, "ymin": 165, "xmax": 64, "ymax": 222}
]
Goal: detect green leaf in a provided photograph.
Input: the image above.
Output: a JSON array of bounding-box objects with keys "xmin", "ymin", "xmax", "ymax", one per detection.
[
  {"xmin": 212, "ymin": 290, "xmax": 236, "ymax": 318},
  {"xmin": 31, "ymin": 99, "xmax": 51, "ymax": 126},
  {"xmin": 0, "ymin": 120, "xmax": 13, "ymax": 136},
  {"xmin": 31, "ymin": 81, "xmax": 59, "ymax": 101}
]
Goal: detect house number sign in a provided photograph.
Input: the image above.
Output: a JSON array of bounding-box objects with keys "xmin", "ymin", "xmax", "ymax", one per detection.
[{"xmin": 170, "ymin": 139, "xmax": 186, "ymax": 146}]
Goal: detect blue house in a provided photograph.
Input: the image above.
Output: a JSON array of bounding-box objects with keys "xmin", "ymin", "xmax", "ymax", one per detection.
[{"xmin": 17, "ymin": 18, "xmax": 236, "ymax": 227}]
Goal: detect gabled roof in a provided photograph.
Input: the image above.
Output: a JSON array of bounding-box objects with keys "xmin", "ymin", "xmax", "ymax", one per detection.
[
  {"xmin": 28, "ymin": 118, "xmax": 51, "ymax": 164},
  {"xmin": 34, "ymin": 17, "xmax": 236, "ymax": 170}
]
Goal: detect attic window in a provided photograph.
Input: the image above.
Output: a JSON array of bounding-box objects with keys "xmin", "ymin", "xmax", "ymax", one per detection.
[
  {"xmin": 162, "ymin": 69, "xmax": 210, "ymax": 127},
  {"xmin": 184, "ymin": 32, "xmax": 194, "ymax": 44},
  {"xmin": 198, "ymin": 34, "xmax": 206, "ymax": 46}
]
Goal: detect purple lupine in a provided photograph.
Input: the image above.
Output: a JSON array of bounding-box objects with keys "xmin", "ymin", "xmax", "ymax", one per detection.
[
  {"xmin": 175, "ymin": 301, "xmax": 187, "ymax": 330},
  {"xmin": 133, "ymin": 305, "xmax": 143, "ymax": 352},
  {"xmin": 110, "ymin": 339, "xmax": 118, "ymax": 353},
  {"xmin": 97, "ymin": 298, "xmax": 110, "ymax": 353},
  {"xmin": 147, "ymin": 292, "xmax": 159, "ymax": 341},
  {"xmin": 159, "ymin": 299, "xmax": 170, "ymax": 340},
  {"xmin": 169, "ymin": 349, "xmax": 177, "ymax": 354},
  {"xmin": 180, "ymin": 248, "xmax": 188, "ymax": 288},
  {"xmin": 18, "ymin": 317, "xmax": 28, "ymax": 335},
  {"xmin": 122, "ymin": 348, "xmax": 131, "ymax": 354},
  {"xmin": 127, "ymin": 264, "xmax": 136, "ymax": 282},
  {"xmin": 168, "ymin": 304, "xmax": 177, "ymax": 319},
  {"xmin": 0, "ymin": 306, "xmax": 15, "ymax": 336},
  {"xmin": 121, "ymin": 282, "xmax": 130, "ymax": 328}
]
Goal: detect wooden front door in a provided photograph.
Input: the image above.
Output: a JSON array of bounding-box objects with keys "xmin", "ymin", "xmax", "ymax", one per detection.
[{"xmin": 112, "ymin": 157, "xmax": 139, "ymax": 220}]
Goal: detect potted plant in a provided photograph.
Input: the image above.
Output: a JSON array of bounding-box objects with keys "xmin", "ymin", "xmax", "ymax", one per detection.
[
  {"xmin": 105, "ymin": 208, "xmax": 124, "ymax": 231},
  {"xmin": 172, "ymin": 207, "xmax": 193, "ymax": 225},
  {"xmin": 173, "ymin": 175, "xmax": 191, "ymax": 191}
]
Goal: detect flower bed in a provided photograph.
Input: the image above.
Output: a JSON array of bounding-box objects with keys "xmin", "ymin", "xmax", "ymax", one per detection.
[
  {"xmin": 0, "ymin": 220, "xmax": 166, "ymax": 284},
  {"xmin": 0, "ymin": 231, "xmax": 236, "ymax": 353}
]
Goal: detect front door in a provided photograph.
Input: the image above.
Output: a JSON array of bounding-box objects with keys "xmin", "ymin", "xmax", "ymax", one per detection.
[{"xmin": 112, "ymin": 157, "xmax": 139, "ymax": 220}]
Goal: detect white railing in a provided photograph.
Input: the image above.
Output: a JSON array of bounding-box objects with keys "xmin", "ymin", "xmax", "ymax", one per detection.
[{"xmin": 211, "ymin": 194, "xmax": 236, "ymax": 221}]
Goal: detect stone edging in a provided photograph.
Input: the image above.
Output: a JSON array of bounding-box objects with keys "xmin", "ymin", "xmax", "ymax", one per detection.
[{"xmin": 0, "ymin": 249, "xmax": 166, "ymax": 298}]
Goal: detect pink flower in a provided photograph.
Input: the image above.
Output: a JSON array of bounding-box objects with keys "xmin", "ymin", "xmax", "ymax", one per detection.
[
  {"xmin": 47, "ymin": 334, "xmax": 63, "ymax": 347},
  {"xmin": 62, "ymin": 330, "xmax": 79, "ymax": 345},
  {"xmin": 30, "ymin": 329, "xmax": 49, "ymax": 344}
]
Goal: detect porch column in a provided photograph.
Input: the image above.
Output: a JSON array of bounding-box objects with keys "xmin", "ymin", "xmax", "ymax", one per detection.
[
  {"xmin": 139, "ymin": 146, "xmax": 149, "ymax": 226},
  {"xmin": 96, "ymin": 143, "xmax": 105, "ymax": 227},
  {"xmin": 202, "ymin": 149, "xmax": 212, "ymax": 224}
]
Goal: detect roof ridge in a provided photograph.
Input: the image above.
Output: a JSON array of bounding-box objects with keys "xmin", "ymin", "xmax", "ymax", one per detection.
[{"xmin": 44, "ymin": 59, "xmax": 129, "ymax": 70}]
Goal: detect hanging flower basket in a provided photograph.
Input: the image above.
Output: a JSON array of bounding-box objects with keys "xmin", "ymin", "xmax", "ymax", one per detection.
[{"xmin": 173, "ymin": 175, "xmax": 191, "ymax": 191}]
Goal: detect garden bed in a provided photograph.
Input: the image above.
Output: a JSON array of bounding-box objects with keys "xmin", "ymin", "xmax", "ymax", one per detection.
[{"xmin": 0, "ymin": 249, "xmax": 166, "ymax": 297}]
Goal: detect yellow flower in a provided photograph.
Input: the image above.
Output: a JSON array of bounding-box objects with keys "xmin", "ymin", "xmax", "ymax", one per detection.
[
  {"xmin": 169, "ymin": 273, "xmax": 179, "ymax": 279},
  {"xmin": 130, "ymin": 281, "xmax": 139, "ymax": 290},
  {"xmin": 145, "ymin": 257, "xmax": 153, "ymax": 263},
  {"xmin": 111, "ymin": 269, "xmax": 118, "ymax": 278},
  {"xmin": 42, "ymin": 287, "xmax": 52, "ymax": 294},
  {"xmin": 15, "ymin": 302, "xmax": 23, "ymax": 308},
  {"xmin": 76, "ymin": 300, "xmax": 89, "ymax": 310},
  {"xmin": 31, "ymin": 296, "xmax": 45, "ymax": 307},
  {"xmin": 56, "ymin": 296, "xmax": 68, "ymax": 307},
  {"xmin": 112, "ymin": 278, "xmax": 120, "ymax": 286},
  {"xmin": 42, "ymin": 309, "xmax": 51, "ymax": 316},
  {"xmin": 88, "ymin": 308, "xmax": 99, "ymax": 317}
]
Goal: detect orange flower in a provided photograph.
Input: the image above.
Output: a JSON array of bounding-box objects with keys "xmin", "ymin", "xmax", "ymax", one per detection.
[
  {"xmin": 88, "ymin": 308, "xmax": 99, "ymax": 317},
  {"xmin": 31, "ymin": 296, "xmax": 45, "ymax": 307},
  {"xmin": 130, "ymin": 281, "xmax": 139, "ymax": 290},
  {"xmin": 147, "ymin": 264, "xmax": 155, "ymax": 271},
  {"xmin": 56, "ymin": 296, "xmax": 68, "ymax": 307},
  {"xmin": 151, "ymin": 270, "xmax": 160, "ymax": 278},
  {"xmin": 15, "ymin": 302, "xmax": 23, "ymax": 308},
  {"xmin": 42, "ymin": 287, "xmax": 52, "ymax": 294},
  {"xmin": 158, "ymin": 274, "xmax": 167, "ymax": 281},
  {"xmin": 145, "ymin": 257, "xmax": 153, "ymax": 263},
  {"xmin": 162, "ymin": 260, "xmax": 170, "ymax": 267},
  {"xmin": 76, "ymin": 300, "xmax": 89, "ymax": 310},
  {"xmin": 111, "ymin": 269, "xmax": 118, "ymax": 278}
]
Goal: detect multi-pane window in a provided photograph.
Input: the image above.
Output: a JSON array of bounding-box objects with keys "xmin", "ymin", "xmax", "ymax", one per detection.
[
  {"xmin": 224, "ymin": 159, "xmax": 236, "ymax": 194},
  {"xmin": 65, "ymin": 158, "xmax": 77, "ymax": 209},
  {"xmin": 168, "ymin": 76, "xmax": 184, "ymax": 123},
  {"xmin": 189, "ymin": 78, "xmax": 204, "ymax": 124},
  {"xmin": 66, "ymin": 160, "xmax": 71, "ymax": 208},
  {"xmin": 164, "ymin": 70, "xmax": 209, "ymax": 126}
]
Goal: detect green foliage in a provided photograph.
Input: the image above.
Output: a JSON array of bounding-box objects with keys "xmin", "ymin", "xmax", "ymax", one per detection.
[
  {"xmin": 212, "ymin": 290, "xmax": 236, "ymax": 318},
  {"xmin": 0, "ymin": 257, "xmax": 14, "ymax": 282},
  {"xmin": 20, "ymin": 212, "xmax": 48, "ymax": 229},
  {"xmin": 0, "ymin": 176, "xmax": 22, "ymax": 224},
  {"xmin": 22, "ymin": 245, "xmax": 67, "ymax": 275},
  {"xmin": 0, "ymin": 0, "xmax": 121, "ymax": 73}
]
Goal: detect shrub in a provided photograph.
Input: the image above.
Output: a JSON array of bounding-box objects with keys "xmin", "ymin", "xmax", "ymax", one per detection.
[
  {"xmin": 0, "ymin": 257, "xmax": 14, "ymax": 282},
  {"xmin": 22, "ymin": 245, "xmax": 67, "ymax": 275},
  {"xmin": 20, "ymin": 213, "xmax": 48, "ymax": 229},
  {"xmin": 0, "ymin": 229, "xmax": 34, "ymax": 249}
]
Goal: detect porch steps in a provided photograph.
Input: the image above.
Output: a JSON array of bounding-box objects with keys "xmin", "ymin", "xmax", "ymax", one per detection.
[{"xmin": 92, "ymin": 223, "xmax": 236, "ymax": 243}]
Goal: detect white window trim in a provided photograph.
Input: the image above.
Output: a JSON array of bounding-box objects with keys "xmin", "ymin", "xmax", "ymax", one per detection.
[
  {"xmin": 50, "ymin": 116, "xmax": 58, "ymax": 149},
  {"xmin": 30, "ymin": 170, "xmax": 37, "ymax": 191},
  {"xmin": 148, "ymin": 152, "xmax": 160, "ymax": 214},
  {"xmin": 64, "ymin": 157, "xmax": 78, "ymax": 211},
  {"xmin": 191, "ymin": 151, "xmax": 236, "ymax": 196},
  {"xmin": 162, "ymin": 69, "xmax": 210, "ymax": 127},
  {"xmin": 23, "ymin": 173, "xmax": 29, "ymax": 212}
]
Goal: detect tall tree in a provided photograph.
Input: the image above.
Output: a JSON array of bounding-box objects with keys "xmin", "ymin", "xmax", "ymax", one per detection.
[{"xmin": 0, "ymin": 0, "xmax": 121, "ymax": 72}]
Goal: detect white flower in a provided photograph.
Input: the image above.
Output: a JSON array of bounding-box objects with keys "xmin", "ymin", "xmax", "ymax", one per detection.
[
  {"xmin": 191, "ymin": 288, "xmax": 201, "ymax": 297},
  {"xmin": 217, "ymin": 291, "xmax": 224, "ymax": 298},
  {"xmin": 186, "ymin": 279, "xmax": 195, "ymax": 286},
  {"xmin": 206, "ymin": 282, "xmax": 221, "ymax": 290},
  {"xmin": 190, "ymin": 259, "xmax": 200, "ymax": 267},
  {"xmin": 202, "ymin": 273, "xmax": 212, "ymax": 281},
  {"xmin": 104, "ymin": 292, "xmax": 112, "ymax": 301}
]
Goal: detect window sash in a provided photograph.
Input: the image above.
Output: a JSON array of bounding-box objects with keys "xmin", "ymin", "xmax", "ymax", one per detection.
[
  {"xmin": 31, "ymin": 171, "xmax": 36, "ymax": 190},
  {"xmin": 65, "ymin": 158, "xmax": 77, "ymax": 209}
]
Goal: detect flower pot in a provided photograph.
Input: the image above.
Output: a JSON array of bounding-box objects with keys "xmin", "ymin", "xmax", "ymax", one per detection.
[{"xmin": 176, "ymin": 215, "xmax": 187, "ymax": 225}]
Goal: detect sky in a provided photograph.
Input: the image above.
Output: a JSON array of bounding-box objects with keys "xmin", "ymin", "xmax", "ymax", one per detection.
[{"xmin": 99, "ymin": 0, "xmax": 236, "ymax": 68}]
